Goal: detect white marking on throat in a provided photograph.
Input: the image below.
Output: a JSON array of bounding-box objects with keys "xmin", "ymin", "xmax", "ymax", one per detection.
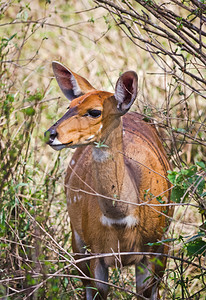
[
  {"xmin": 92, "ymin": 147, "xmax": 110, "ymax": 162},
  {"xmin": 101, "ymin": 215, "xmax": 138, "ymax": 228}
]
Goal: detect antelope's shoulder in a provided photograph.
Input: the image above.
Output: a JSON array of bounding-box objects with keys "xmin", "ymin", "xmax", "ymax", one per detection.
[
  {"xmin": 123, "ymin": 112, "xmax": 170, "ymax": 180},
  {"xmin": 123, "ymin": 112, "xmax": 160, "ymax": 144},
  {"xmin": 123, "ymin": 112, "xmax": 168, "ymax": 158}
]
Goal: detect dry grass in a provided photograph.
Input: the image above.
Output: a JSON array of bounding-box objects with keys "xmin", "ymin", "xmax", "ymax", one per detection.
[{"xmin": 0, "ymin": 0, "xmax": 205, "ymax": 299}]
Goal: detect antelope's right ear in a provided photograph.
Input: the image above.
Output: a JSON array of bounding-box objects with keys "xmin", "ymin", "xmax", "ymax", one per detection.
[
  {"xmin": 52, "ymin": 61, "xmax": 95, "ymax": 101},
  {"xmin": 114, "ymin": 71, "xmax": 138, "ymax": 114}
]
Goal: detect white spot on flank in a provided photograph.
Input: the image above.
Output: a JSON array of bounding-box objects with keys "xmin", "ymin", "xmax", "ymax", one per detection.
[
  {"xmin": 71, "ymin": 159, "xmax": 75, "ymax": 166},
  {"xmin": 68, "ymin": 193, "xmax": 82, "ymax": 205},
  {"xmin": 101, "ymin": 215, "xmax": 138, "ymax": 228},
  {"xmin": 77, "ymin": 194, "xmax": 82, "ymax": 201}
]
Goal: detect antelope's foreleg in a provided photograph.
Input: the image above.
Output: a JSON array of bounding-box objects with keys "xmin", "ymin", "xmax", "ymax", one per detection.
[
  {"xmin": 89, "ymin": 258, "xmax": 109, "ymax": 300},
  {"xmin": 135, "ymin": 256, "xmax": 161, "ymax": 300}
]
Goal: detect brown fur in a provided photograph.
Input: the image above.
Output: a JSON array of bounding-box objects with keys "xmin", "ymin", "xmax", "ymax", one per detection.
[
  {"xmin": 64, "ymin": 112, "xmax": 173, "ymax": 298},
  {"xmin": 46, "ymin": 64, "xmax": 174, "ymax": 299},
  {"xmin": 66, "ymin": 112, "xmax": 172, "ymax": 257}
]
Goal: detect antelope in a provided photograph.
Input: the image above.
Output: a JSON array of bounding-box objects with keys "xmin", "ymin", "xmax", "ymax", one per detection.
[{"xmin": 45, "ymin": 61, "xmax": 173, "ymax": 300}]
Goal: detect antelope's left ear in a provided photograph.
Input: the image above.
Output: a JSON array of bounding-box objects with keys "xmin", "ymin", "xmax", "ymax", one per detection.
[
  {"xmin": 114, "ymin": 71, "xmax": 138, "ymax": 114},
  {"xmin": 52, "ymin": 61, "xmax": 95, "ymax": 101}
]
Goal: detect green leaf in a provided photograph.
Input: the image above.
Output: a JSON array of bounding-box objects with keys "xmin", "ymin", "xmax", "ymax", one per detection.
[
  {"xmin": 167, "ymin": 170, "xmax": 177, "ymax": 183},
  {"xmin": 156, "ymin": 196, "xmax": 165, "ymax": 204},
  {"xmin": 186, "ymin": 239, "xmax": 206, "ymax": 257},
  {"xmin": 147, "ymin": 238, "xmax": 176, "ymax": 246},
  {"xmin": 44, "ymin": 130, "xmax": 50, "ymax": 143},
  {"xmin": 176, "ymin": 128, "xmax": 187, "ymax": 133},
  {"xmin": 171, "ymin": 186, "xmax": 185, "ymax": 203},
  {"xmin": 196, "ymin": 176, "xmax": 205, "ymax": 195},
  {"xmin": 24, "ymin": 107, "xmax": 35, "ymax": 116},
  {"xmin": 181, "ymin": 165, "xmax": 197, "ymax": 177},
  {"xmin": 143, "ymin": 276, "xmax": 151, "ymax": 283},
  {"xmin": 94, "ymin": 141, "xmax": 108, "ymax": 148},
  {"xmin": 196, "ymin": 161, "xmax": 205, "ymax": 169},
  {"xmin": 186, "ymin": 232, "xmax": 205, "ymax": 243}
]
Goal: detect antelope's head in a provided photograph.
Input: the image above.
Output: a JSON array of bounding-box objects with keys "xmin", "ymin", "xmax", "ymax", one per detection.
[{"xmin": 45, "ymin": 62, "xmax": 138, "ymax": 150}]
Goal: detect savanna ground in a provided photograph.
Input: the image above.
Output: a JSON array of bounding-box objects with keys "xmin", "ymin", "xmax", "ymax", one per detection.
[{"xmin": 0, "ymin": 0, "xmax": 205, "ymax": 299}]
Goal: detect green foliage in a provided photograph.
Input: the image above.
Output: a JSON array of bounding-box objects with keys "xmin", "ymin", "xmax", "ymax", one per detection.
[
  {"xmin": 168, "ymin": 162, "xmax": 205, "ymax": 203},
  {"xmin": 109, "ymin": 267, "xmax": 135, "ymax": 299},
  {"xmin": 94, "ymin": 140, "xmax": 109, "ymax": 148},
  {"xmin": 0, "ymin": 0, "xmax": 205, "ymax": 299},
  {"xmin": 185, "ymin": 237, "xmax": 206, "ymax": 257},
  {"xmin": 147, "ymin": 238, "xmax": 177, "ymax": 247},
  {"xmin": 0, "ymin": 2, "xmax": 71, "ymax": 297}
]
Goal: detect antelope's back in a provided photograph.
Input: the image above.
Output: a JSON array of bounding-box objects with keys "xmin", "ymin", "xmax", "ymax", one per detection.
[
  {"xmin": 122, "ymin": 112, "xmax": 173, "ymax": 224},
  {"xmin": 123, "ymin": 111, "xmax": 170, "ymax": 179}
]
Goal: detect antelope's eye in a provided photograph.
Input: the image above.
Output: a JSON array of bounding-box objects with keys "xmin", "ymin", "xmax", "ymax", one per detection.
[{"xmin": 86, "ymin": 109, "xmax": 102, "ymax": 118}]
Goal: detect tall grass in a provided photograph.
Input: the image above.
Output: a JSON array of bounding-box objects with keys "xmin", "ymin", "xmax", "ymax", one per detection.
[{"xmin": 0, "ymin": 0, "xmax": 205, "ymax": 299}]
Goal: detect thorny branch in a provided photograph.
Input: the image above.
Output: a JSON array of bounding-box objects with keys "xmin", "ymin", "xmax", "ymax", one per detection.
[
  {"xmin": 93, "ymin": 0, "xmax": 206, "ymax": 98},
  {"xmin": 1, "ymin": 1, "xmax": 205, "ymax": 299}
]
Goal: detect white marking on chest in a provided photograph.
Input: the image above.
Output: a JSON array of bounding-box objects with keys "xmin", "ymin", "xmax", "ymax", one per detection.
[
  {"xmin": 101, "ymin": 214, "xmax": 138, "ymax": 228},
  {"xmin": 71, "ymin": 159, "xmax": 75, "ymax": 166}
]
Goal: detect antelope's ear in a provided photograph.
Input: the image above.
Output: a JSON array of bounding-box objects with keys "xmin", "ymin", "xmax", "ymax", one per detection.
[
  {"xmin": 114, "ymin": 71, "xmax": 138, "ymax": 114},
  {"xmin": 52, "ymin": 61, "xmax": 95, "ymax": 101}
]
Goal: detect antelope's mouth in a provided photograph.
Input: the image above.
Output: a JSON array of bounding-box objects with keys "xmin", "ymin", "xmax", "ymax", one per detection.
[{"xmin": 50, "ymin": 140, "xmax": 73, "ymax": 151}]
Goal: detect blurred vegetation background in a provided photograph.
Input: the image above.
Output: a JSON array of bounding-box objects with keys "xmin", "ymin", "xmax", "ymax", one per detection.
[{"xmin": 0, "ymin": 0, "xmax": 205, "ymax": 299}]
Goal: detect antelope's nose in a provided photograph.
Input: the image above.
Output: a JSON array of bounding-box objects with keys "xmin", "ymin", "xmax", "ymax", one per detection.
[{"xmin": 44, "ymin": 127, "xmax": 58, "ymax": 144}]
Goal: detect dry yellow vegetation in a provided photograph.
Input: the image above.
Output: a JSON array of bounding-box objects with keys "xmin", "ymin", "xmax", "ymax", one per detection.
[{"xmin": 0, "ymin": 0, "xmax": 205, "ymax": 299}]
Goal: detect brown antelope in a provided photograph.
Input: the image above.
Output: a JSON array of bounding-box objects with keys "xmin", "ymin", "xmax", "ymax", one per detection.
[{"xmin": 45, "ymin": 62, "xmax": 173, "ymax": 300}]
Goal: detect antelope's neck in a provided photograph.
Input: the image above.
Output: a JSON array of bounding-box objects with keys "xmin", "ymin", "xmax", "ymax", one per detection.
[{"xmin": 92, "ymin": 119, "xmax": 137, "ymax": 220}]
